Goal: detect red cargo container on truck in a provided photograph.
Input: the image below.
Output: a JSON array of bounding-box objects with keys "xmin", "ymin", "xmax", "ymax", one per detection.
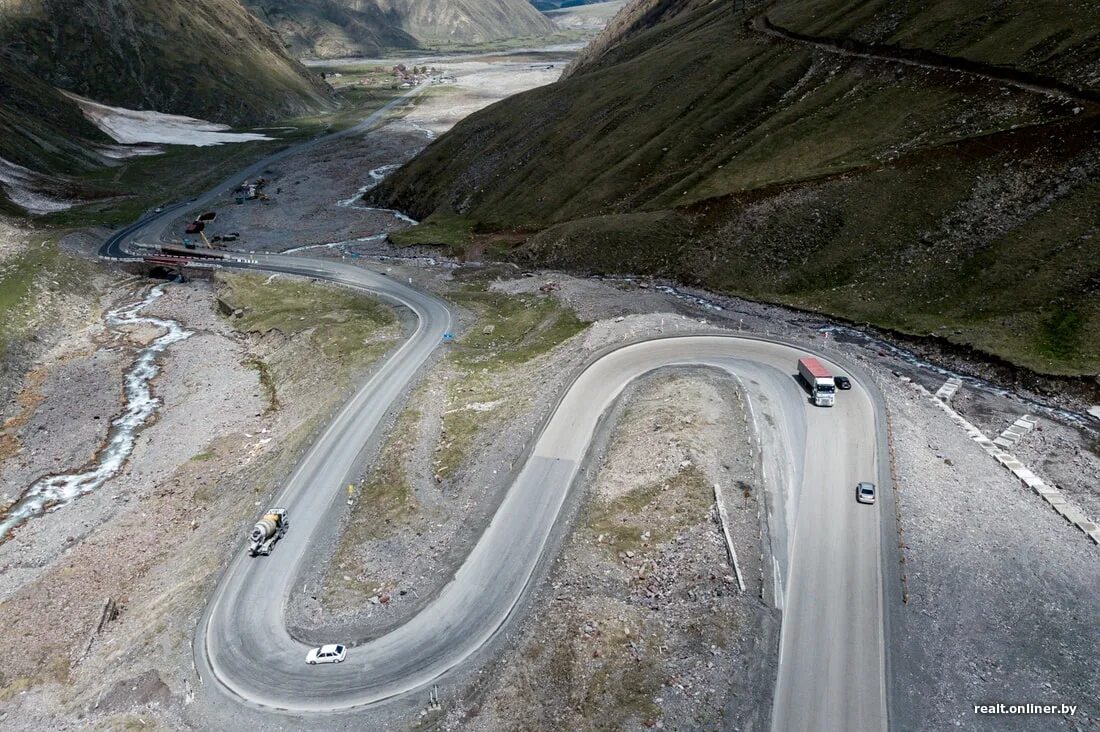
[{"xmin": 797, "ymin": 357, "xmax": 836, "ymax": 407}]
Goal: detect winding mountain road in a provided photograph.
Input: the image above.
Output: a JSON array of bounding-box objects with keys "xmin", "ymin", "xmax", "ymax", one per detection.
[{"xmin": 100, "ymin": 92, "xmax": 892, "ymax": 730}]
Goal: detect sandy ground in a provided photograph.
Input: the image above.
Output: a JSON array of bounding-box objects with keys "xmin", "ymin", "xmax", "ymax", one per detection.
[{"xmin": 0, "ymin": 215, "xmax": 32, "ymax": 264}]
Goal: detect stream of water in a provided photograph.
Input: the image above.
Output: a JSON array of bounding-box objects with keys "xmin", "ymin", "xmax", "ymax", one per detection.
[{"xmin": 0, "ymin": 284, "xmax": 191, "ymax": 542}]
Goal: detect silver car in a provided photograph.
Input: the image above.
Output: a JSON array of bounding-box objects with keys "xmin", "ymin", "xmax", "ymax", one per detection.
[{"xmin": 856, "ymin": 482, "xmax": 876, "ymax": 505}]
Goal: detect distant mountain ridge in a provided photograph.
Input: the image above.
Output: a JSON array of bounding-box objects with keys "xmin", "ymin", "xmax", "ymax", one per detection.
[
  {"xmin": 247, "ymin": 0, "xmax": 556, "ymax": 58},
  {"xmin": 246, "ymin": 0, "xmax": 420, "ymax": 58}
]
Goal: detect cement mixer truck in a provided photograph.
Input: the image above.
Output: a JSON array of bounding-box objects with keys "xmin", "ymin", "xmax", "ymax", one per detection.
[{"xmin": 249, "ymin": 508, "xmax": 289, "ymax": 556}]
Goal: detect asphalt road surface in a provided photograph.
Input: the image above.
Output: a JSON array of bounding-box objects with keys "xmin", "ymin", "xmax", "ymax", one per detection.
[
  {"xmin": 98, "ymin": 93, "xmax": 890, "ymax": 729},
  {"xmin": 187, "ymin": 331, "xmax": 888, "ymax": 727}
]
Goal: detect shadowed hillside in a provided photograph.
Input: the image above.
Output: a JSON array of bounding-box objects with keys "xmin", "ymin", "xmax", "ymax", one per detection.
[
  {"xmin": 0, "ymin": 0, "xmax": 333, "ymax": 126},
  {"xmin": 373, "ymin": 0, "xmax": 1100, "ymax": 376},
  {"xmin": 0, "ymin": 59, "xmax": 111, "ymax": 177}
]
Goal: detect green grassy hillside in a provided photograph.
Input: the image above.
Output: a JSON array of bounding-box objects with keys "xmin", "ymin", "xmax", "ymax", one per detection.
[
  {"xmin": 0, "ymin": 59, "xmax": 111, "ymax": 177},
  {"xmin": 373, "ymin": 0, "xmax": 1100, "ymax": 375},
  {"xmin": 0, "ymin": 0, "xmax": 333, "ymax": 126}
]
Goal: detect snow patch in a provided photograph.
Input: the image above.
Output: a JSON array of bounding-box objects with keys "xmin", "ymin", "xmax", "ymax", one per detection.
[
  {"xmin": 64, "ymin": 92, "xmax": 276, "ymax": 147},
  {"xmin": 0, "ymin": 158, "xmax": 75, "ymax": 215},
  {"xmin": 96, "ymin": 143, "xmax": 165, "ymax": 160}
]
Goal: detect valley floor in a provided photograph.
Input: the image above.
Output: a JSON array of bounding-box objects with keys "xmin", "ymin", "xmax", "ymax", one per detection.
[{"xmin": 0, "ymin": 39, "xmax": 1097, "ymax": 732}]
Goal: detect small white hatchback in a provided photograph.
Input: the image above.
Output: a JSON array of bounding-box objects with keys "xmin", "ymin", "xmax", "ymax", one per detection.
[{"xmin": 306, "ymin": 644, "xmax": 347, "ymax": 665}]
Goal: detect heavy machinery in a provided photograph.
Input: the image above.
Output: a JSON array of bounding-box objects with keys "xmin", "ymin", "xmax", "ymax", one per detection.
[
  {"xmin": 249, "ymin": 508, "xmax": 289, "ymax": 556},
  {"xmin": 797, "ymin": 357, "xmax": 836, "ymax": 407}
]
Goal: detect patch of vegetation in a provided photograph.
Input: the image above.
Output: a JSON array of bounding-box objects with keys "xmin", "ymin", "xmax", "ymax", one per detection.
[
  {"xmin": 1040, "ymin": 307, "xmax": 1083, "ymax": 360},
  {"xmin": 0, "ymin": 654, "xmax": 69, "ymax": 702},
  {"xmin": 355, "ymin": 408, "xmax": 422, "ymax": 539},
  {"xmin": 217, "ymin": 272, "xmax": 397, "ymax": 363},
  {"xmin": 244, "ymin": 356, "xmax": 280, "ymax": 413},
  {"xmin": 101, "ymin": 716, "xmax": 162, "ymax": 732},
  {"xmin": 389, "ymin": 212, "xmax": 475, "ymax": 250},
  {"xmin": 587, "ymin": 465, "xmax": 712, "ymax": 555},
  {"xmin": 449, "ymin": 285, "xmax": 589, "ymax": 368},
  {"xmin": 540, "ymin": 609, "xmax": 663, "ymax": 729},
  {"xmin": 436, "ymin": 374, "xmax": 502, "ymax": 480},
  {"xmin": 326, "ymin": 406, "xmax": 421, "ymax": 606},
  {"xmin": 433, "ymin": 281, "xmax": 589, "ymax": 479},
  {"xmin": 0, "ymin": 239, "xmax": 98, "ymax": 361},
  {"xmin": 190, "ymin": 450, "xmax": 215, "ymax": 463}
]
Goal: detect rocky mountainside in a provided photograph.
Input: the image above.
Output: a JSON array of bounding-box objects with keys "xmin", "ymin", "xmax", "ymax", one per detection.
[
  {"xmin": 246, "ymin": 0, "xmax": 556, "ymax": 58},
  {"xmin": 373, "ymin": 0, "xmax": 1100, "ymax": 376},
  {"xmin": 371, "ymin": 0, "xmax": 556, "ymax": 46},
  {"xmin": 0, "ymin": 0, "xmax": 333, "ymax": 126},
  {"xmin": 246, "ymin": 0, "xmax": 418, "ymax": 58}
]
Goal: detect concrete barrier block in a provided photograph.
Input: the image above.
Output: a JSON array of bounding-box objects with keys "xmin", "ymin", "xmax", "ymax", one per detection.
[
  {"xmin": 1060, "ymin": 506, "xmax": 1086, "ymax": 525},
  {"xmin": 1054, "ymin": 503, "xmax": 1076, "ymax": 519}
]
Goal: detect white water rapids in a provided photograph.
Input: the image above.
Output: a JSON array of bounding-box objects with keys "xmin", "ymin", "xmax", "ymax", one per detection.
[
  {"xmin": 335, "ymin": 164, "xmax": 419, "ymax": 224},
  {"xmin": 0, "ymin": 284, "xmax": 191, "ymax": 542}
]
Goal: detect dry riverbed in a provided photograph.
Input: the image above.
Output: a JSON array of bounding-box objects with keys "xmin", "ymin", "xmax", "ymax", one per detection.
[
  {"xmin": 163, "ymin": 55, "xmax": 565, "ymax": 255},
  {"xmin": 0, "ymin": 270, "xmax": 402, "ymax": 729}
]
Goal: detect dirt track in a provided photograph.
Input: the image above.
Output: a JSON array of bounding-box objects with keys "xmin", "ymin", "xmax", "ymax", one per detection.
[{"xmin": 751, "ymin": 13, "xmax": 1100, "ymax": 106}]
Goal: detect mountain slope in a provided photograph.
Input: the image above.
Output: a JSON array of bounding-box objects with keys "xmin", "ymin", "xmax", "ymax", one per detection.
[
  {"xmin": 0, "ymin": 0, "xmax": 333, "ymax": 126},
  {"xmin": 246, "ymin": 0, "xmax": 419, "ymax": 58},
  {"xmin": 373, "ymin": 0, "xmax": 1100, "ymax": 375},
  {"xmin": 375, "ymin": 0, "xmax": 555, "ymax": 46},
  {"xmin": 0, "ymin": 58, "xmax": 111, "ymax": 176},
  {"xmin": 246, "ymin": 0, "xmax": 556, "ymax": 58}
]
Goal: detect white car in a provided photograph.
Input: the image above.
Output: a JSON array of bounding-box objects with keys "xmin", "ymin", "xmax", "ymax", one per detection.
[
  {"xmin": 306, "ymin": 644, "xmax": 347, "ymax": 665},
  {"xmin": 856, "ymin": 482, "xmax": 876, "ymax": 505}
]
